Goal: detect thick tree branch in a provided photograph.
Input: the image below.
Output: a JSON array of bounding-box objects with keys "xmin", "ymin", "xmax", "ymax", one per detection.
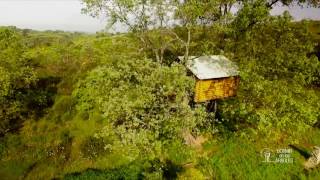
[{"xmin": 266, "ymin": 0, "xmax": 280, "ymax": 9}]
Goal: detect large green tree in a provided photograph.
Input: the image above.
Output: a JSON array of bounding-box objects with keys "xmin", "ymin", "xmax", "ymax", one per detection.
[
  {"xmin": 0, "ymin": 27, "xmax": 37, "ymax": 135},
  {"xmin": 219, "ymin": 12, "xmax": 320, "ymax": 142}
]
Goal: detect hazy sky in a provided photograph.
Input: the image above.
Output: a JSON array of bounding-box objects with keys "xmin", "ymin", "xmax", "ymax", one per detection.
[{"xmin": 0, "ymin": 0, "xmax": 319, "ymax": 33}]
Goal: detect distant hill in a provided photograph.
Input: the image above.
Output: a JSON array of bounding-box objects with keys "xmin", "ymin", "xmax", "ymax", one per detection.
[
  {"xmin": 308, "ymin": 20, "xmax": 320, "ymax": 42},
  {"xmin": 306, "ymin": 20, "xmax": 320, "ymax": 59}
]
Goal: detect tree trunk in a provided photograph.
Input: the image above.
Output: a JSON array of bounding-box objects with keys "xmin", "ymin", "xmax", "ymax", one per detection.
[
  {"xmin": 154, "ymin": 49, "xmax": 160, "ymax": 63},
  {"xmin": 160, "ymin": 48, "xmax": 164, "ymax": 64},
  {"xmin": 184, "ymin": 27, "xmax": 191, "ymax": 64}
]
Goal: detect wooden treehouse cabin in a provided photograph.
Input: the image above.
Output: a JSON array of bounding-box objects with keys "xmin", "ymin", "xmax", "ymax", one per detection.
[{"xmin": 181, "ymin": 55, "xmax": 240, "ymax": 103}]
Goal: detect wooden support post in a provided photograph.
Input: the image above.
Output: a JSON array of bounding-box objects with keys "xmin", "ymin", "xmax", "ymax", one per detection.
[
  {"xmin": 213, "ymin": 100, "xmax": 217, "ymax": 114},
  {"xmin": 206, "ymin": 100, "xmax": 217, "ymax": 114}
]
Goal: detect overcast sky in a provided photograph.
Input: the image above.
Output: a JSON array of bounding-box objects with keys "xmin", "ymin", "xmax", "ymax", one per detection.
[{"xmin": 0, "ymin": 0, "xmax": 319, "ymax": 33}]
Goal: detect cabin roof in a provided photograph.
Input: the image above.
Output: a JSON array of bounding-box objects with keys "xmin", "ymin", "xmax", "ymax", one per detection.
[{"xmin": 180, "ymin": 55, "xmax": 239, "ymax": 80}]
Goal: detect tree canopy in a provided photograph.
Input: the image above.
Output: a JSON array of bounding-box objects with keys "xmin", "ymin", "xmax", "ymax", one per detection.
[{"xmin": 1, "ymin": 1, "xmax": 320, "ymax": 179}]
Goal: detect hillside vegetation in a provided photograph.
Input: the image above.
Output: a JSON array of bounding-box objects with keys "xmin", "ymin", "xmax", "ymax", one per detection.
[{"xmin": 1, "ymin": 1, "xmax": 320, "ymax": 179}]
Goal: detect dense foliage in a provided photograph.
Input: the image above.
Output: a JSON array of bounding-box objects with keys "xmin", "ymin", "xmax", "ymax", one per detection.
[
  {"xmin": 0, "ymin": 27, "xmax": 39, "ymax": 136},
  {"xmin": 1, "ymin": 2, "xmax": 320, "ymax": 179},
  {"xmin": 220, "ymin": 13, "xmax": 320, "ymax": 141}
]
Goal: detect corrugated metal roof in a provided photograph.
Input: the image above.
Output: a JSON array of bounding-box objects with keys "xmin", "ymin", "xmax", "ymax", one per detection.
[{"xmin": 181, "ymin": 55, "xmax": 239, "ymax": 80}]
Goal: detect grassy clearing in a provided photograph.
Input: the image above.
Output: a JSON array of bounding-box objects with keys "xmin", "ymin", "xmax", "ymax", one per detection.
[{"xmin": 62, "ymin": 129, "xmax": 320, "ymax": 180}]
